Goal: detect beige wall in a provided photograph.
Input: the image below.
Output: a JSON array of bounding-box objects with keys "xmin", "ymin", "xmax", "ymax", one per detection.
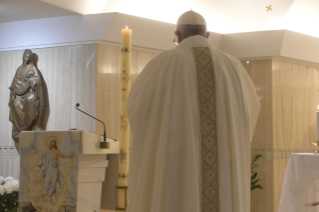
[
  {"xmin": 244, "ymin": 60, "xmax": 274, "ymax": 150},
  {"xmin": 243, "ymin": 60, "xmax": 275, "ymax": 212},
  {"xmin": 243, "ymin": 60, "xmax": 318, "ymax": 212},
  {"xmin": 273, "ymin": 60, "xmax": 319, "ymax": 150}
]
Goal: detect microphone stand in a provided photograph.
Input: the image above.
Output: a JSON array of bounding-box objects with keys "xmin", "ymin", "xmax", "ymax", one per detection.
[{"xmin": 75, "ymin": 103, "xmax": 109, "ymax": 149}]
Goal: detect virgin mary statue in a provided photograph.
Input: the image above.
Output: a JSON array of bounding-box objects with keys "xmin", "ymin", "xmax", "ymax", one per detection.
[{"xmin": 9, "ymin": 49, "xmax": 44, "ymax": 153}]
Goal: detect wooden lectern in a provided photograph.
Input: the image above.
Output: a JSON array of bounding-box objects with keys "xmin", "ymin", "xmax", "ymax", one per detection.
[{"xmin": 18, "ymin": 130, "xmax": 119, "ymax": 212}]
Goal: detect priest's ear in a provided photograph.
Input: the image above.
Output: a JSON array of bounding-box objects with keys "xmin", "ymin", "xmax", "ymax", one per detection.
[
  {"xmin": 206, "ymin": 32, "xmax": 210, "ymax": 39},
  {"xmin": 174, "ymin": 31, "xmax": 182, "ymax": 44}
]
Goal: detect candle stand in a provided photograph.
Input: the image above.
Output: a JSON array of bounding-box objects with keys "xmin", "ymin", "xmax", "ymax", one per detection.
[{"xmin": 116, "ymin": 186, "xmax": 129, "ymax": 211}]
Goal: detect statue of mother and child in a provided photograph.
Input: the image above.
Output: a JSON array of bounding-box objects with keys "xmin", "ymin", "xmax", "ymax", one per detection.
[{"xmin": 8, "ymin": 49, "xmax": 46, "ymax": 153}]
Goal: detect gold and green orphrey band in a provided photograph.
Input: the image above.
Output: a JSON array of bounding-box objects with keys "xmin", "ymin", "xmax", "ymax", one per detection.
[{"xmin": 191, "ymin": 47, "xmax": 220, "ymax": 212}]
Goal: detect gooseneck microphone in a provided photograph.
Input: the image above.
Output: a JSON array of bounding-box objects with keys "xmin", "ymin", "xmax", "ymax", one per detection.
[{"xmin": 75, "ymin": 103, "xmax": 109, "ymax": 149}]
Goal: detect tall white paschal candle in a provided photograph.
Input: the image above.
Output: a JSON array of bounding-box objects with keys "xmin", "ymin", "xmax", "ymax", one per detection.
[
  {"xmin": 317, "ymin": 105, "xmax": 319, "ymax": 141},
  {"xmin": 118, "ymin": 26, "xmax": 132, "ymax": 210}
]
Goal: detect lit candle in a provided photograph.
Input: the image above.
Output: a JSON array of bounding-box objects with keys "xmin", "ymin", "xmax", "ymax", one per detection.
[
  {"xmin": 118, "ymin": 26, "xmax": 132, "ymax": 210},
  {"xmin": 122, "ymin": 26, "xmax": 132, "ymax": 49}
]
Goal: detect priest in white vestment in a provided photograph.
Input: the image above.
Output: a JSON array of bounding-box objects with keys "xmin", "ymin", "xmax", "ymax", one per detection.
[{"xmin": 127, "ymin": 11, "xmax": 260, "ymax": 212}]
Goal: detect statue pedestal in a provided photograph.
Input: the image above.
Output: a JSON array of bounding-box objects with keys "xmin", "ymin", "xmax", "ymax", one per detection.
[{"xmin": 18, "ymin": 130, "xmax": 119, "ymax": 212}]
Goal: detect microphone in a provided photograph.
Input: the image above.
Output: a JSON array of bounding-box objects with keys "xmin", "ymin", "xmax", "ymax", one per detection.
[{"xmin": 75, "ymin": 103, "xmax": 109, "ymax": 149}]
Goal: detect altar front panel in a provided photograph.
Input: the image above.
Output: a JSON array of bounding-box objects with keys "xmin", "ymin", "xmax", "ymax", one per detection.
[{"xmin": 18, "ymin": 131, "xmax": 80, "ymax": 212}]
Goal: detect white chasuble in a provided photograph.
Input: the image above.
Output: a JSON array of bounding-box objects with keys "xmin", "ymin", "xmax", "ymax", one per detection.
[{"xmin": 126, "ymin": 36, "xmax": 260, "ymax": 212}]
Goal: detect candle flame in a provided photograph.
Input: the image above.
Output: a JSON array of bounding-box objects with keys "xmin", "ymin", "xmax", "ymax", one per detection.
[
  {"xmin": 126, "ymin": 26, "xmax": 128, "ymax": 29},
  {"xmin": 318, "ymin": 105, "xmax": 319, "ymax": 110}
]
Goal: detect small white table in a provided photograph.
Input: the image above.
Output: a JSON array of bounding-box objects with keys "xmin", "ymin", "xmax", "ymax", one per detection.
[{"xmin": 279, "ymin": 153, "xmax": 319, "ymax": 212}]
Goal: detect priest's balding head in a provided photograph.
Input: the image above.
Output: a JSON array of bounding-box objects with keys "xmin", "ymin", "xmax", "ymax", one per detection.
[{"xmin": 175, "ymin": 11, "xmax": 210, "ymax": 44}]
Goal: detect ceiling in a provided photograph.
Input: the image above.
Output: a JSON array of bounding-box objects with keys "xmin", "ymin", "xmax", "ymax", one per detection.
[
  {"xmin": 1, "ymin": 0, "xmax": 319, "ymax": 38},
  {"xmin": 0, "ymin": 0, "xmax": 79, "ymax": 23}
]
